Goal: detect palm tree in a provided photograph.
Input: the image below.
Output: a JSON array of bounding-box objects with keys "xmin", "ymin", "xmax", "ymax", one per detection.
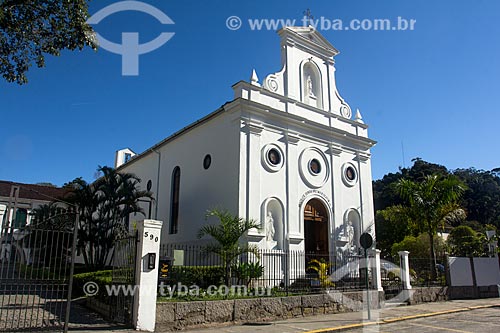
[
  {"xmin": 396, "ymin": 174, "xmax": 466, "ymax": 280},
  {"xmin": 197, "ymin": 208, "xmax": 260, "ymax": 286},
  {"xmin": 64, "ymin": 166, "xmax": 153, "ymax": 270}
]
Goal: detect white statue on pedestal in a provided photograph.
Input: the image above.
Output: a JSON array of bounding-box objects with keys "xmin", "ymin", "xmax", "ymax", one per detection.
[
  {"xmin": 266, "ymin": 211, "xmax": 275, "ymax": 241},
  {"xmin": 336, "ymin": 220, "xmax": 357, "ymax": 260},
  {"xmin": 306, "ymin": 75, "xmax": 315, "ymax": 98},
  {"xmin": 265, "ymin": 211, "xmax": 278, "ymax": 250}
]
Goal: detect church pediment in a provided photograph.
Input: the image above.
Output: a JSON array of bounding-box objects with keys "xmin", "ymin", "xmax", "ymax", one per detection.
[{"xmin": 278, "ymin": 26, "xmax": 339, "ymax": 57}]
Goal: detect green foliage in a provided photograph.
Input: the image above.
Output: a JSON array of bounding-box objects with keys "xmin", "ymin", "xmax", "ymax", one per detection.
[
  {"xmin": 197, "ymin": 208, "xmax": 261, "ymax": 285},
  {"xmin": 39, "ymin": 166, "xmax": 153, "ymax": 271},
  {"xmin": 0, "ymin": 0, "xmax": 97, "ymax": 84},
  {"xmin": 391, "ymin": 233, "xmax": 446, "ymax": 259},
  {"xmin": 454, "ymin": 168, "xmax": 500, "ymax": 229},
  {"xmin": 395, "ymin": 174, "xmax": 466, "ymax": 279},
  {"xmin": 307, "ymin": 259, "xmax": 334, "ymax": 288},
  {"xmin": 373, "ymin": 158, "xmax": 449, "ymax": 213},
  {"xmin": 231, "ymin": 262, "xmax": 264, "ymax": 287},
  {"xmin": 375, "ymin": 205, "xmax": 412, "ymax": 256},
  {"xmin": 447, "ymin": 225, "xmax": 487, "ymax": 257},
  {"xmin": 72, "ymin": 270, "xmax": 112, "ymax": 301},
  {"xmin": 168, "ymin": 266, "xmax": 225, "ymax": 288},
  {"xmin": 67, "ymin": 166, "xmax": 152, "ymax": 271}
]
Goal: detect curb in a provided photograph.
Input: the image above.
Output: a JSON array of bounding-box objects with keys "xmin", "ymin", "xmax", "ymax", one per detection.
[{"xmin": 304, "ymin": 304, "xmax": 500, "ymax": 333}]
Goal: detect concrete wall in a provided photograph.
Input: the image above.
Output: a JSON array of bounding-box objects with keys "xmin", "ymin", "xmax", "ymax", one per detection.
[{"xmin": 156, "ymin": 291, "xmax": 384, "ymax": 331}]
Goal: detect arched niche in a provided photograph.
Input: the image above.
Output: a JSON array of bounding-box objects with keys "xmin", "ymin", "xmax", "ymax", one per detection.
[
  {"xmin": 301, "ymin": 60, "xmax": 323, "ymax": 109},
  {"xmin": 336, "ymin": 208, "xmax": 362, "ymax": 259},
  {"xmin": 262, "ymin": 198, "xmax": 284, "ymax": 250}
]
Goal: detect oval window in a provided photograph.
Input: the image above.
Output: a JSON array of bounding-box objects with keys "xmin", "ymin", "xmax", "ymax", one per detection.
[
  {"xmin": 309, "ymin": 159, "xmax": 321, "ymax": 174},
  {"xmin": 267, "ymin": 148, "xmax": 281, "ymax": 166},
  {"xmin": 203, "ymin": 154, "xmax": 211, "ymax": 169},
  {"xmin": 345, "ymin": 166, "xmax": 356, "ymax": 181}
]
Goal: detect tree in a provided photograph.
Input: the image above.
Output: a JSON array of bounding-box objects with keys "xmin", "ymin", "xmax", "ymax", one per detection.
[
  {"xmin": 396, "ymin": 174, "xmax": 466, "ymax": 279},
  {"xmin": 391, "ymin": 233, "xmax": 446, "ymax": 260},
  {"xmin": 453, "ymin": 168, "xmax": 500, "ymax": 228},
  {"xmin": 375, "ymin": 205, "xmax": 412, "ymax": 257},
  {"xmin": 197, "ymin": 208, "xmax": 260, "ymax": 286},
  {"xmin": 64, "ymin": 166, "xmax": 152, "ymax": 271},
  {"xmin": 0, "ymin": 0, "xmax": 96, "ymax": 84},
  {"xmin": 447, "ymin": 225, "xmax": 486, "ymax": 257}
]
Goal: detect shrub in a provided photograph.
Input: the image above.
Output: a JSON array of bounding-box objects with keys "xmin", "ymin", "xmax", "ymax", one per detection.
[
  {"xmin": 231, "ymin": 262, "xmax": 264, "ymax": 286},
  {"xmin": 168, "ymin": 266, "xmax": 224, "ymax": 288},
  {"xmin": 72, "ymin": 270, "xmax": 112, "ymax": 302}
]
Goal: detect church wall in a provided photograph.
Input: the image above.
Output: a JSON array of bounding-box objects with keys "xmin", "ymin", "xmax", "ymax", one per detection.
[
  {"xmin": 120, "ymin": 111, "xmax": 241, "ymax": 244},
  {"xmin": 236, "ymin": 96, "xmax": 374, "ymax": 258}
]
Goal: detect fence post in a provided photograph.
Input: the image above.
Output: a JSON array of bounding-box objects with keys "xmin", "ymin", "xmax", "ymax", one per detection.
[
  {"xmin": 369, "ymin": 249, "xmax": 383, "ymax": 291},
  {"xmin": 132, "ymin": 220, "xmax": 163, "ymax": 332},
  {"xmin": 398, "ymin": 251, "xmax": 412, "ymax": 290}
]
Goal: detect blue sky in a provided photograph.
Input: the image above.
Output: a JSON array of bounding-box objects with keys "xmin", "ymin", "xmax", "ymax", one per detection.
[{"xmin": 1, "ymin": 0, "xmax": 500, "ymax": 186}]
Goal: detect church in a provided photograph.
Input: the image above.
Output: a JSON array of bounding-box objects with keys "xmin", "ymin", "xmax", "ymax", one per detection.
[{"xmin": 117, "ymin": 26, "xmax": 376, "ymax": 260}]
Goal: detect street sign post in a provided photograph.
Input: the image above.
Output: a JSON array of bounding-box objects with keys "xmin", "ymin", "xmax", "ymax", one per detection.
[{"xmin": 360, "ymin": 232, "xmax": 373, "ymax": 320}]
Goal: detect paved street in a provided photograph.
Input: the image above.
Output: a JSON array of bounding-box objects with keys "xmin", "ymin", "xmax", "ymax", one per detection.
[{"xmin": 344, "ymin": 306, "xmax": 500, "ymax": 332}]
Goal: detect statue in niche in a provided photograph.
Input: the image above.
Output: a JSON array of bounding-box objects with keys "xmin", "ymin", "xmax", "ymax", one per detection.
[
  {"xmin": 346, "ymin": 220, "xmax": 354, "ymax": 250},
  {"xmin": 306, "ymin": 75, "xmax": 315, "ymax": 98},
  {"xmin": 336, "ymin": 219, "xmax": 357, "ymax": 261},
  {"xmin": 266, "ymin": 211, "xmax": 275, "ymax": 242}
]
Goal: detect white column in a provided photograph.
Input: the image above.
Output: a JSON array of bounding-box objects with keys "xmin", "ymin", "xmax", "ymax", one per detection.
[
  {"xmin": 133, "ymin": 220, "xmax": 163, "ymax": 332},
  {"xmin": 398, "ymin": 251, "xmax": 412, "ymax": 290},
  {"xmin": 369, "ymin": 249, "xmax": 383, "ymax": 291},
  {"xmin": 0, "ymin": 205, "xmax": 6, "ymax": 234}
]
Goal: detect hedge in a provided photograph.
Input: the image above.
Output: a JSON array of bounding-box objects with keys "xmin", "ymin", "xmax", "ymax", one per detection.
[{"xmin": 72, "ymin": 270, "xmax": 112, "ymax": 302}]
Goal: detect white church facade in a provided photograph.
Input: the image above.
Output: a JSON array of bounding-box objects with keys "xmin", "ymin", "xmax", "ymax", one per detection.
[{"xmin": 117, "ymin": 26, "xmax": 376, "ymax": 261}]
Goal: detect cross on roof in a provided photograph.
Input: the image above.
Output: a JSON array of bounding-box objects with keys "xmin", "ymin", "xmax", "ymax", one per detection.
[{"xmin": 303, "ymin": 8, "xmax": 314, "ymax": 26}]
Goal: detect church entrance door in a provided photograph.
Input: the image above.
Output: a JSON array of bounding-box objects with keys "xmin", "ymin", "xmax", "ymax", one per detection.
[{"xmin": 303, "ymin": 199, "xmax": 329, "ymax": 263}]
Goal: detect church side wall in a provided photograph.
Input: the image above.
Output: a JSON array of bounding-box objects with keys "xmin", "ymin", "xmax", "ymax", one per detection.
[{"xmin": 120, "ymin": 111, "xmax": 240, "ymax": 245}]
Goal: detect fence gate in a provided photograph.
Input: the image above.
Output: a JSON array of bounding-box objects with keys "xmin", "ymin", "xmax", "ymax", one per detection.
[
  {"xmin": 0, "ymin": 213, "xmax": 78, "ymax": 332},
  {"xmin": 109, "ymin": 231, "xmax": 138, "ymax": 327}
]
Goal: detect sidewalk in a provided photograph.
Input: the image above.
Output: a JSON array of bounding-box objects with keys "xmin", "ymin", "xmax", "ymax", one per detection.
[{"xmin": 69, "ymin": 298, "xmax": 500, "ymax": 332}]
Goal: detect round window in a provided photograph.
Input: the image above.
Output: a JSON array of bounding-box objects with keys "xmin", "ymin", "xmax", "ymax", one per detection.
[
  {"xmin": 203, "ymin": 154, "xmax": 211, "ymax": 169},
  {"xmin": 267, "ymin": 148, "xmax": 281, "ymax": 166},
  {"xmin": 345, "ymin": 166, "xmax": 356, "ymax": 181},
  {"xmin": 309, "ymin": 159, "xmax": 321, "ymax": 174}
]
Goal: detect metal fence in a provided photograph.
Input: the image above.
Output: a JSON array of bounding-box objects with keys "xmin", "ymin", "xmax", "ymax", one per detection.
[
  {"xmin": 0, "ymin": 220, "xmax": 78, "ymax": 332},
  {"xmin": 159, "ymin": 244, "xmax": 370, "ymax": 298},
  {"xmin": 380, "ymin": 255, "xmax": 447, "ymax": 298},
  {"xmin": 408, "ymin": 257, "xmax": 447, "ymax": 287},
  {"xmin": 109, "ymin": 232, "xmax": 138, "ymax": 326}
]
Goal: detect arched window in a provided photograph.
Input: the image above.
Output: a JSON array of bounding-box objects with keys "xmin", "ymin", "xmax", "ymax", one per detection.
[{"xmin": 169, "ymin": 166, "xmax": 181, "ymax": 234}]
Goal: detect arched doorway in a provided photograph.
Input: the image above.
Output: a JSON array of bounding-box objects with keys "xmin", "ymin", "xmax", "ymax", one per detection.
[{"xmin": 303, "ymin": 199, "xmax": 329, "ymax": 260}]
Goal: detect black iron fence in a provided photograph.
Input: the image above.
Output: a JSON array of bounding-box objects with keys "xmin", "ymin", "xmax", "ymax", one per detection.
[
  {"xmin": 0, "ymin": 218, "xmax": 78, "ymax": 332},
  {"xmin": 380, "ymin": 255, "xmax": 447, "ymax": 297},
  {"xmin": 408, "ymin": 257, "xmax": 447, "ymax": 287},
  {"xmin": 109, "ymin": 232, "xmax": 138, "ymax": 326},
  {"xmin": 158, "ymin": 244, "xmax": 370, "ymax": 299}
]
